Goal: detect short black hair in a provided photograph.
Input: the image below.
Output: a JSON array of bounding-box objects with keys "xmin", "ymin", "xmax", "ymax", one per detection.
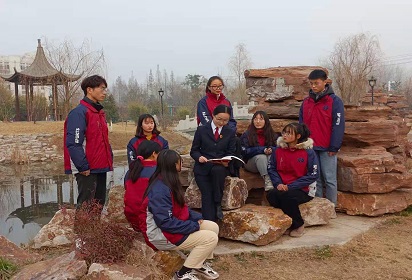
[
  {"xmin": 308, "ymin": 70, "xmax": 327, "ymax": 81},
  {"xmin": 81, "ymin": 75, "xmax": 107, "ymax": 95},
  {"xmin": 213, "ymin": 104, "xmax": 232, "ymax": 116}
]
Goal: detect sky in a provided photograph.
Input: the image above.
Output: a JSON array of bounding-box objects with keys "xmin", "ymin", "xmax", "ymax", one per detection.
[{"xmin": 1, "ymin": 0, "xmax": 412, "ymax": 84}]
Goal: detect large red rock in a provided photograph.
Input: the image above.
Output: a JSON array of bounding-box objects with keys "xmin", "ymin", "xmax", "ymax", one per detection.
[
  {"xmin": 337, "ymin": 189, "xmax": 412, "ymax": 216},
  {"xmin": 239, "ymin": 168, "xmax": 265, "ymax": 190},
  {"xmin": 106, "ymin": 185, "xmax": 128, "ymax": 224},
  {"xmin": 0, "ymin": 236, "xmax": 42, "ymax": 266},
  {"xmin": 11, "ymin": 251, "xmax": 87, "ymax": 280},
  {"xmin": 85, "ymin": 263, "xmax": 154, "ymax": 279},
  {"xmin": 218, "ymin": 204, "xmax": 292, "ymax": 246},
  {"xmin": 344, "ymin": 105, "xmax": 393, "ymax": 122},
  {"xmin": 300, "ymin": 197, "xmax": 336, "ymax": 226}
]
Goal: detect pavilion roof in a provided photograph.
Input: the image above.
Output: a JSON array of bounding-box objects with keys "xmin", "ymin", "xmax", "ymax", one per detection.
[{"xmin": 0, "ymin": 39, "xmax": 81, "ymax": 85}]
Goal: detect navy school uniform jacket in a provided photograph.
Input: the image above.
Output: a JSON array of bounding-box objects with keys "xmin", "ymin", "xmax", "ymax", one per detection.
[
  {"xmin": 240, "ymin": 130, "xmax": 276, "ymax": 163},
  {"xmin": 299, "ymin": 85, "xmax": 345, "ymax": 152},
  {"xmin": 190, "ymin": 122, "xmax": 236, "ymax": 176},
  {"xmin": 64, "ymin": 97, "xmax": 113, "ymax": 174},
  {"xmin": 127, "ymin": 134, "xmax": 169, "ymax": 165},
  {"xmin": 268, "ymin": 137, "xmax": 319, "ymax": 194},
  {"xmin": 138, "ymin": 179, "xmax": 203, "ymax": 250}
]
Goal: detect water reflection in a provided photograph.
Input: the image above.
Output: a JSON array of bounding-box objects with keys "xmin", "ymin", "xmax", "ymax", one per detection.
[{"xmin": 0, "ymin": 158, "xmax": 128, "ymax": 246}]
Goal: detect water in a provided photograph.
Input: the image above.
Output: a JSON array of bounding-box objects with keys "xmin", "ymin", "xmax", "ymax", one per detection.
[{"xmin": 0, "ymin": 157, "xmax": 128, "ymax": 246}]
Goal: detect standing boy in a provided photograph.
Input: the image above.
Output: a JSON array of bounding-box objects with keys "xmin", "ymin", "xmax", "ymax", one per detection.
[
  {"xmin": 299, "ymin": 69, "xmax": 345, "ymax": 205},
  {"xmin": 64, "ymin": 75, "xmax": 113, "ymax": 213}
]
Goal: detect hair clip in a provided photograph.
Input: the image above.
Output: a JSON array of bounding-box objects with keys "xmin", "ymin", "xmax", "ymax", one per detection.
[{"xmin": 137, "ymin": 155, "xmax": 144, "ymax": 160}]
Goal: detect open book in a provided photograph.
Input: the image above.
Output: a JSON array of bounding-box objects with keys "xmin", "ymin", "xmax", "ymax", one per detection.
[{"xmin": 208, "ymin": 155, "xmax": 245, "ymax": 165}]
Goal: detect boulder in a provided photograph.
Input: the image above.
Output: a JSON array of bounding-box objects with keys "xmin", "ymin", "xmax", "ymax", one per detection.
[
  {"xmin": 239, "ymin": 168, "xmax": 265, "ymax": 190},
  {"xmin": 32, "ymin": 209, "xmax": 75, "ymax": 249},
  {"xmin": 344, "ymin": 105, "xmax": 392, "ymax": 122},
  {"xmin": 185, "ymin": 177, "xmax": 248, "ymax": 210},
  {"xmin": 11, "ymin": 251, "xmax": 87, "ymax": 280},
  {"xmin": 0, "ymin": 235, "xmax": 42, "ymax": 266},
  {"xmin": 85, "ymin": 263, "xmax": 154, "ymax": 280},
  {"xmin": 106, "ymin": 185, "xmax": 128, "ymax": 224},
  {"xmin": 218, "ymin": 204, "xmax": 292, "ymax": 246},
  {"xmin": 337, "ymin": 189, "xmax": 412, "ymax": 216},
  {"xmin": 152, "ymin": 251, "xmax": 186, "ymax": 277},
  {"xmin": 300, "ymin": 197, "xmax": 336, "ymax": 226}
]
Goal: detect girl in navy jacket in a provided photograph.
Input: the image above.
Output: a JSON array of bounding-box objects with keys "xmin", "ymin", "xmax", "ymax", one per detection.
[
  {"xmin": 240, "ymin": 111, "xmax": 279, "ymax": 191},
  {"xmin": 124, "ymin": 140, "xmax": 161, "ymax": 232},
  {"xmin": 267, "ymin": 123, "xmax": 319, "ymax": 237},
  {"xmin": 140, "ymin": 149, "xmax": 220, "ymax": 280},
  {"xmin": 127, "ymin": 113, "xmax": 169, "ymax": 165}
]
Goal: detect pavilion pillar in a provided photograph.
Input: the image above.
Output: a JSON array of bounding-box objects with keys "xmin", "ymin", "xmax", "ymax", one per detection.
[
  {"xmin": 29, "ymin": 83, "xmax": 34, "ymax": 122},
  {"xmin": 14, "ymin": 82, "xmax": 20, "ymax": 121},
  {"xmin": 25, "ymin": 81, "xmax": 30, "ymax": 121},
  {"xmin": 64, "ymin": 80, "xmax": 70, "ymax": 119},
  {"xmin": 52, "ymin": 82, "xmax": 58, "ymax": 121}
]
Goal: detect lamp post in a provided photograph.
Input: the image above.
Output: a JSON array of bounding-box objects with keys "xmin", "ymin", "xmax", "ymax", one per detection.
[
  {"xmin": 368, "ymin": 76, "xmax": 377, "ymax": 105},
  {"xmin": 158, "ymin": 87, "xmax": 164, "ymax": 119}
]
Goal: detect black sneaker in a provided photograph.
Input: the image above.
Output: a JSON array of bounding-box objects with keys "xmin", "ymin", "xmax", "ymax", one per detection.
[
  {"xmin": 172, "ymin": 271, "xmax": 200, "ymax": 280},
  {"xmin": 194, "ymin": 262, "xmax": 219, "ymax": 279}
]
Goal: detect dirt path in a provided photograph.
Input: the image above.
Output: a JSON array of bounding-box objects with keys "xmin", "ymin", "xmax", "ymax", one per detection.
[{"xmin": 211, "ymin": 213, "xmax": 412, "ymax": 280}]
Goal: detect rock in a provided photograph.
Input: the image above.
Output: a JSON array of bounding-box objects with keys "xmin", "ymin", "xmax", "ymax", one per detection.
[
  {"xmin": 152, "ymin": 251, "xmax": 185, "ymax": 277},
  {"xmin": 251, "ymin": 104, "xmax": 300, "ymax": 120},
  {"xmin": 0, "ymin": 235, "xmax": 42, "ymax": 266},
  {"xmin": 219, "ymin": 204, "xmax": 292, "ymax": 246},
  {"xmin": 337, "ymin": 189, "xmax": 412, "ymax": 216},
  {"xmin": 300, "ymin": 197, "xmax": 336, "ymax": 226},
  {"xmin": 11, "ymin": 251, "xmax": 87, "ymax": 280},
  {"xmin": 106, "ymin": 185, "xmax": 128, "ymax": 224},
  {"xmin": 344, "ymin": 105, "xmax": 392, "ymax": 122},
  {"xmin": 239, "ymin": 168, "xmax": 264, "ymax": 190},
  {"xmin": 32, "ymin": 209, "xmax": 75, "ymax": 249},
  {"xmin": 185, "ymin": 177, "xmax": 248, "ymax": 210},
  {"xmin": 85, "ymin": 263, "xmax": 154, "ymax": 280}
]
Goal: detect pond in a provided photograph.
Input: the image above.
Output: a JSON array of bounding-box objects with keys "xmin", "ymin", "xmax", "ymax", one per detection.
[{"xmin": 0, "ymin": 157, "xmax": 128, "ymax": 246}]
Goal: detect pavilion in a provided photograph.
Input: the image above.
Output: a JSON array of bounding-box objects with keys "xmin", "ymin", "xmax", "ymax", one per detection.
[{"xmin": 0, "ymin": 39, "xmax": 81, "ymax": 121}]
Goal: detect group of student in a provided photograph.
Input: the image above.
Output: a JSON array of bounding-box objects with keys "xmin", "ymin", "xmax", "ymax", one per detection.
[{"xmin": 64, "ymin": 69, "xmax": 345, "ymax": 280}]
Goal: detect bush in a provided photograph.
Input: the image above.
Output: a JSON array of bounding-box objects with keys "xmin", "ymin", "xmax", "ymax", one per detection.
[
  {"xmin": 176, "ymin": 107, "xmax": 192, "ymax": 120},
  {"xmin": 74, "ymin": 201, "xmax": 139, "ymax": 264},
  {"xmin": 0, "ymin": 258, "xmax": 18, "ymax": 280}
]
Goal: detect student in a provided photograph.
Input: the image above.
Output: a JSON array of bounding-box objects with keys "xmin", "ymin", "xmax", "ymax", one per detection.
[
  {"xmin": 267, "ymin": 123, "xmax": 319, "ymax": 237},
  {"xmin": 299, "ymin": 69, "xmax": 345, "ymax": 205},
  {"xmin": 64, "ymin": 75, "xmax": 113, "ymax": 215},
  {"xmin": 139, "ymin": 149, "xmax": 220, "ymax": 280},
  {"xmin": 197, "ymin": 76, "xmax": 237, "ymax": 131},
  {"xmin": 127, "ymin": 113, "xmax": 169, "ymax": 165},
  {"xmin": 124, "ymin": 140, "xmax": 161, "ymax": 232},
  {"xmin": 240, "ymin": 111, "xmax": 279, "ymax": 191},
  {"xmin": 190, "ymin": 105, "xmax": 236, "ymax": 221}
]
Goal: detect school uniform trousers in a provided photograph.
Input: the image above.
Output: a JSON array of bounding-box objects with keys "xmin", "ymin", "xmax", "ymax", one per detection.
[{"xmin": 190, "ymin": 123, "xmax": 236, "ymax": 221}]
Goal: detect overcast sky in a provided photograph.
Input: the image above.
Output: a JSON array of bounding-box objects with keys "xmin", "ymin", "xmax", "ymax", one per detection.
[{"xmin": 1, "ymin": 0, "xmax": 412, "ymax": 84}]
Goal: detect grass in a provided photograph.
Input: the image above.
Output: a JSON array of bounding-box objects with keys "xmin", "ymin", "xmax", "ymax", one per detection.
[
  {"xmin": 399, "ymin": 205, "xmax": 412, "ymax": 217},
  {"xmin": 0, "ymin": 258, "xmax": 18, "ymax": 280},
  {"xmin": 314, "ymin": 245, "xmax": 333, "ymax": 260}
]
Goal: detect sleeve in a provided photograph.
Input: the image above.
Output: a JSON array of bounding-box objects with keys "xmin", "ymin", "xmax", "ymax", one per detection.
[
  {"xmin": 240, "ymin": 132, "xmax": 265, "ymax": 161},
  {"xmin": 197, "ymin": 98, "xmax": 212, "ymax": 126},
  {"xmin": 227, "ymin": 101, "xmax": 237, "ymax": 132},
  {"xmin": 126, "ymin": 139, "xmax": 136, "ymax": 165},
  {"xmin": 162, "ymin": 136, "xmax": 169, "ymax": 150},
  {"xmin": 299, "ymin": 102, "xmax": 304, "ymax": 124},
  {"xmin": 329, "ymin": 96, "xmax": 345, "ymax": 152},
  {"xmin": 226, "ymin": 130, "xmax": 237, "ymax": 156},
  {"xmin": 188, "ymin": 209, "xmax": 203, "ymax": 222},
  {"xmin": 190, "ymin": 127, "xmax": 203, "ymax": 162},
  {"xmin": 66, "ymin": 109, "xmax": 89, "ymax": 172},
  {"xmin": 267, "ymin": 148, "xmax": 283, "ymax": 187},
  {"xmin": 148, "ymin": 187, "xmax": 200, "ymax": 235},
  {"xmin": 288, "ymin": 149, "xmax": 319, "ymax": 190}
]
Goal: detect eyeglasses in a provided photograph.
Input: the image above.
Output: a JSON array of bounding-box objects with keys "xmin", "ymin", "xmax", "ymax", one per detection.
[
  {"xmin": 214, "ymin": 117, "xmax": 229, "ymax": 123},
  {"xmin": 98, "ymin": 86, "xmax": 108, "ymax": 92},
  {"xmin": 209, "ymin": 85, "xmax": 224, "ymax": 90}
]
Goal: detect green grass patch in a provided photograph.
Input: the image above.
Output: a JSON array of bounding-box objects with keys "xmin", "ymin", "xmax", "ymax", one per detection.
[
  {"xmin": 399, "ymin": 205, "xmax": 412, "ymax": 217},
  {"xmin": 314, "ymin": 245, "xmax": 333, "ymax": 260},
  {"xmin": 0, "ymin": 258, "xmax": 18, "ymax": 280}
]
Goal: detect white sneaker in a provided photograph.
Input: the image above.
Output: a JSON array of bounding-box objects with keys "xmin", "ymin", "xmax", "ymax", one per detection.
[
  {"xmin": 173, "ymin": 271, "xmax": 200, "ymax": 280},
  {"xmin": 263, "ymin": 175, "xmax": 274, "ymax": 191},
  {"xmin": 194, "ymin": 262, "xmax": 219, "ymax": 279}
]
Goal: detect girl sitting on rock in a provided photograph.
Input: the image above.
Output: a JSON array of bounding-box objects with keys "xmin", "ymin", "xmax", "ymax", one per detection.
[
  {"xmin": 240, "ymin": 110, "xmax": 279, "ymax": 191},
  {"xmin": 127, "ymin": 113, "xmax": 169, "ymax": 165},
  {"xmin": 124, "ymin": 140, "xmax": 161, "ymax": 232},
  {"xmin": 139, "ymin": 149, "xmax": 220, "ymax": 280},
  {"xmin": 267, "ymin": 122, "xmax": 319, "ymax": 237}
]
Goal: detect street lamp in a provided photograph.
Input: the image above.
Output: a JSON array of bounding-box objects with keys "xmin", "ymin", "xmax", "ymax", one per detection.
[
  {"xmin": 158, "ymin": 87, "xmax": 164, "ymax": 118},
  {"xmin": 368, "ymin": 76, "xmax": 377, "ymax": 105}
]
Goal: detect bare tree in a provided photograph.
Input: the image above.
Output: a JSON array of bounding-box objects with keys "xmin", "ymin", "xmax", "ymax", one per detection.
[
  {"xmin": 0, "ymin": 80, "xmax": 14, "ymax": 121},
  {"xmin": 43, "ymin": 38, "xmax": 107, "ymax": 118},
  {"xmin": 326, "ymin": 32, "xmax": 381, "ymax": 105},
  {"xmin": 228, "ymin": 43, "xmax": 252, "ymax": 103}
]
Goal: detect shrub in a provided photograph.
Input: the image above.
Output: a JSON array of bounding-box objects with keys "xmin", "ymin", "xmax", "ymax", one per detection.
[
  {"xmin": 0, "ymin": 258, "xmax": 18, "ymax": 280},
  {"xmin": 74, "ymin": 200, "xmax": 139, "ymax": 264}
]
